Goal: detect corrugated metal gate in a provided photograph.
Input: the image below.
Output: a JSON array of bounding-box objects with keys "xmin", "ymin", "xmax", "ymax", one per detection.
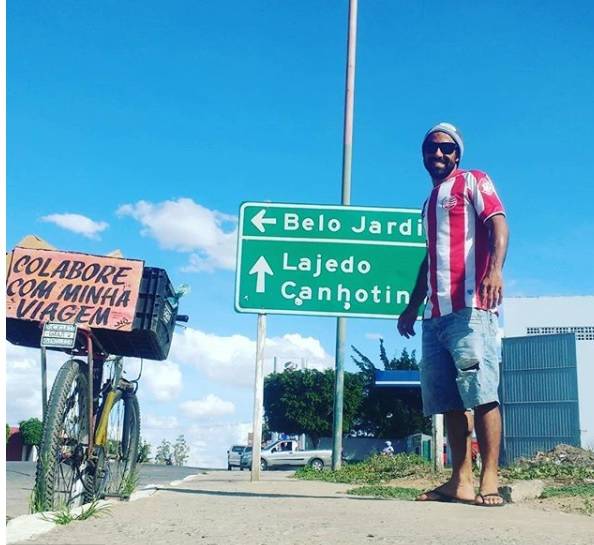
[{"xmin": 501, "ymin": 333, "xmax": 580, "ymax": 465}]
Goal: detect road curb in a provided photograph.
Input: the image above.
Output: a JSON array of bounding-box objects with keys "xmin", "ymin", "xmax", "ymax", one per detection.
[
  {"xmin": 6, "ymin": 484, "xmax": 162, "ymax": 544},
  {"xmin": 6, "ymin": 512, "xmax": 58, "ymax": 544},
  {"xmin": 167, "ymin": 473, "xmax": 203, "ymax": 487},
  {"xmin": 6, "ymin": 500, "xmax": 112, "ymax": 544},
  {"xmin": 129, "ymin": 484, "xmax": 159, "ymax": 502}
]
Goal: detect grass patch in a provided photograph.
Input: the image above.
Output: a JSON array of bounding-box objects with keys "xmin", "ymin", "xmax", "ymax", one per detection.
[
  {"xmin": 502, "ymin": 462, "xmax": 594, "ymax": 483},
  {"xmin": 541, "ymin": 483, "xmax": 594, "ymax": 498},
  {"xmin": 295, "ymin": 453, "xmax": 431, "ymax": 485},
  {"xmin": 347, "ymin": 485, "xmax": 422, "ymax": 500},
  {"xmin": 29, "ymin": 486, "xmax": 45, "ymax": 514},
  {"xmin": 43, "ymin": 500, "xmax": 111, "ymax": 525},
  {"xmin": 120, "ymin": 469, "xmax": 140, "ymax": 498}
]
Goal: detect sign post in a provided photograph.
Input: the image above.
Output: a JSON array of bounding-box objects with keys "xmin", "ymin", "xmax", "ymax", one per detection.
[
  {"xmin": 432, "ymin": 414, "xmax": 445, "ymax": 472},
  {"xmin": 40, "ymin": 347, "xmax": 48, "ymax": 421},
  {"xmin": 250, "ymin": 313, "xmax": 266, "ymax": 481}
]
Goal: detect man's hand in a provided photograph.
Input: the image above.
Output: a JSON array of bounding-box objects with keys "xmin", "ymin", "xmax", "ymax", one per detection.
[
  {"xmin": 480, "ymin": 270, "xmax": 503, "ymax": 309},
  {"xmin": 397, "ymin": 305, "xmax": 419, "ymax": 338}
]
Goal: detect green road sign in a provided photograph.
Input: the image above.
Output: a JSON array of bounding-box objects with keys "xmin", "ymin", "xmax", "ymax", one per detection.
[{"xmin": 235, "ymin": 202, "xmax": 426, "ymax": 319}]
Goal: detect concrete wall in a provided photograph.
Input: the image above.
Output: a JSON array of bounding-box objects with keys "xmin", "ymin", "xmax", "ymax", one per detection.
[{"xmin": 503, "ymin": 296, "xmax": 594, "ymax": 449}]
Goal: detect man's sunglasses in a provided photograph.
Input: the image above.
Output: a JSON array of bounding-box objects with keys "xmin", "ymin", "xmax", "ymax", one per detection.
[{"xmin": 423, "ymin": 142, "xmax": 458, "ymax": 155}]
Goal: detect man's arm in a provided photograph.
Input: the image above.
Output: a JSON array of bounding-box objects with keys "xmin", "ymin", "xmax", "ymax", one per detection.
[
  {"xmin": 397, "ymin": 253, "xmax": 428, "ymax": 338},
  {"xmin": 480, "ymin": 214, "xmax": 509, "ymax": 309}
]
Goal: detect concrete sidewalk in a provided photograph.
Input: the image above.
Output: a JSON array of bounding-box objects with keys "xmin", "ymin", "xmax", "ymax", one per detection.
[{"xmin": 11, "ymin": 470, "xmax": 594, "ymax": 545}]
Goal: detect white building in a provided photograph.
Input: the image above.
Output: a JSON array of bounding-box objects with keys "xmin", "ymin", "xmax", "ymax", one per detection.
[{"xmin": 503, "ymin": 296, "xmax": 594, "ymax": 449}]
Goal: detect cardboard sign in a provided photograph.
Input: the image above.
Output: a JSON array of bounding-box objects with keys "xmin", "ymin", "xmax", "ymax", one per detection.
[{"xmin": 6, "ymin": 247, "xmax": 144, "ymax": 331}]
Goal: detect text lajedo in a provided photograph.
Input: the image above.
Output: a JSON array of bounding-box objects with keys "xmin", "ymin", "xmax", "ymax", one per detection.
[{"xmin": 282, "ymin": 253, "xmax": 371, "ymax": 278}]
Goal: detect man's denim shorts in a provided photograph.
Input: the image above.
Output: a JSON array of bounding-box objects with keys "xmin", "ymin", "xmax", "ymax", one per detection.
[{"xmin": 420, "ymin": 307, "xmax": 500, "ymax": 416}]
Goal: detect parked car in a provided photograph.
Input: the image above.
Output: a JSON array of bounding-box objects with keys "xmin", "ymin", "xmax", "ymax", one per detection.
[
  {"xmin": 227, "ymin": 444, "xmax": 248, "ymax": 470},
  {"xmin": 240, "ymin": 439, "xmax": 332, "ymax": 471}
]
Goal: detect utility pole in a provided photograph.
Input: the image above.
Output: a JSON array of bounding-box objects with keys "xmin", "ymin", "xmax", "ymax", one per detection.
[{"xmin": 332, "ymin": 0, "xmax": 358, "ymax": 471}]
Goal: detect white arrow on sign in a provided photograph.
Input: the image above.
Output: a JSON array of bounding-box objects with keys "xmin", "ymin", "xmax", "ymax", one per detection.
[
  {"xmin": 249, "ymin": 256, "xmax": 274, "ymax": 293},
  {"xmin": 251, "ymin": 209, "xmax": 277, "ymax": 233}
]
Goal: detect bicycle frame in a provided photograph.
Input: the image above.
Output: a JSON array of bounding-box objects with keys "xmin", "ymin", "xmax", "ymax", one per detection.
[
  {"xmin": 81, "ymin": 331, "xmax": 132, "ymax": 455},
  {"xmin": 94, "ymin": 390, "xmax": 119, "ymax": 447},
  {"xmin": 52, "ymin": 328, "xmax": 121, "ymax": 458}
]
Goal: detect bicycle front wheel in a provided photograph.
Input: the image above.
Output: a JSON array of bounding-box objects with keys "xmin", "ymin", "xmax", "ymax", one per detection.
[
  {"xmin": 94, "ymin": 390, "xmax": 140, "ymax": 499},
  {"xmin": 34, "ymin": 359, "xmax": 91, "ymax": 511}
]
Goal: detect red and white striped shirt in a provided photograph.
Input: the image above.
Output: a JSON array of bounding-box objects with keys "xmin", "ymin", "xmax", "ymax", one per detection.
[{"xmin": 422, "ymin": 168, "xmax": 505, "ymax": 319}]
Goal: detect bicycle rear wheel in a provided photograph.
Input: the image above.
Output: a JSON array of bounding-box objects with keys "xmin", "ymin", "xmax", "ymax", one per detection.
[
  {"xmin": 34, "ymin": 359, "xmax": 92, "ymax": 511},
  {"xmin": 93, "ymin": 390, "xmax": 140, "ymax": 499}
]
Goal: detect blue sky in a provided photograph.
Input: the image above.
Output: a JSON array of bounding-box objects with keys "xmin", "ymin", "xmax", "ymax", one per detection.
[{"xmin": 7, "ymin": 1, "xmax": 594, "ymax": 466}]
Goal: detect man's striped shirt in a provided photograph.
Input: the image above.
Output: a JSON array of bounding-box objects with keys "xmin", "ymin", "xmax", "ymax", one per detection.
[{"xmin": 422, "ymin": 168, "xmax": 505, "ymax": 319}]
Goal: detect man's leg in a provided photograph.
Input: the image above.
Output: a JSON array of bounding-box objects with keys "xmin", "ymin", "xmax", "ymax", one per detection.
[
  {"xmin": 417, "ymin": 316, "xmax": 477, "ymax": 501},
  {"xmin": 417, "ymin": 410, "xmax": 475, "ymax": 501},
  {"xmin": 446, "ymin": 410, "xmax": 474, "ymax": 488},
  {"xmin": 474, "ymin": 401, "xmax": 503, "ymax": 505}
]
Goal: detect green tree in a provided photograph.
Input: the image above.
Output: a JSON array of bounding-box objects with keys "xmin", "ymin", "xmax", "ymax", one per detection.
[
  {"xmin": 19, "ymin": 418, "xmax": 43, "ymax": 453},
  {"xmin": 264, "ymin": 368, "xmax": 364, "ymax": 447},
  {"xmin": 137, "ymin": 438, "xmax": 152, "ymax": 463},
  {"xmin": 154, "ymin": 439, "xmax": 172, "ymax": 464},
  {"xmin": 173, "ymin": 435, "xmax": 190, "ymax": 466},
  {"xmin": 6, "ymin": 423, "xmax": 11, "ymax": 444},
  {"xmin": 351, "ymin": 340, "xmax": 430, "ymax": 438}
]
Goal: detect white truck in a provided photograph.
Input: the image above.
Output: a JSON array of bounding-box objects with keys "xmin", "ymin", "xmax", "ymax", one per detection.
[
  {"xmin": 227, "ymin": 444, "xmax": 248, "ymax": 470},
  {"xmin": 240, "ymin": 439, "xmax": 332, "ymax": 471}
]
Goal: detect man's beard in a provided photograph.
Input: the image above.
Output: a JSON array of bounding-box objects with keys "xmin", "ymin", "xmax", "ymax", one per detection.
[{"xmin": 424, "ymin": 157, "xmax": 456, "ymax": 180}]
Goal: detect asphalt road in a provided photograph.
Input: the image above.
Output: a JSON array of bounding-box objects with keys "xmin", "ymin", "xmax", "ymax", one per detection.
[{"xmin": 6, "ymin": 461, "xmax": 217, "ymax": 520}]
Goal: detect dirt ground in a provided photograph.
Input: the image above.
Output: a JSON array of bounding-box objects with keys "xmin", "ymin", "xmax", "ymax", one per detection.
[{"xmin": 12, "ymin": 470, "xmax": 594, "ymax": 545}]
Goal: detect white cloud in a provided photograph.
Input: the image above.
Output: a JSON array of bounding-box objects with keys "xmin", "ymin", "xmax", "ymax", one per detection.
[
  {"xmin": 143, "ymin": 414, "xmax": 180, "ymax": 430},
  {"xmin": 41, "ymin": 213, "xmax": 109, "ymax": 239},
  {"xmin": 138, "ymin": 359, "xmax": 183, "ymax": 402},
  {"xmin": 117, "ymin": 198, "xmax": 237, "ymax": 271},
  {"xmin": 179, "ymin": 394, "xmax": 235, "ymax": 420},
  {"xmin": 5, "ymin": 344, "xmax": 67, "ymax": 425},
  {"xmin": 365, "ymin": 333, "xmax": 383, "ymax": 341},
  {"xmin": 170, "ymin": 327, "xmax": 334, "ymax": 387}
]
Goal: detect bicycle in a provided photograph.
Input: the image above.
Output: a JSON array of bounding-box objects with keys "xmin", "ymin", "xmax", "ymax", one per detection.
[{"xmin": 33, "ymin": 315, "xmax": 188, "ymax": 511}]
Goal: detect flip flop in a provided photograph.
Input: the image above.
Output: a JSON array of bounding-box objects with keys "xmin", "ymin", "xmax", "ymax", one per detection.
[
  {"xmin": 416, "ymin": 489, "xmax": 475, "ymax": 505},
  {"xmin": 475, "ymin": 492, "xmax": 506, "ymax": 507}
]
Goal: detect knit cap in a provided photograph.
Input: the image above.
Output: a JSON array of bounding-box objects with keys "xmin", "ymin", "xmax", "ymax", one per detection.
[{"xmin": 424, "ymin": 122, "xmax": 464, "ymax": 159}]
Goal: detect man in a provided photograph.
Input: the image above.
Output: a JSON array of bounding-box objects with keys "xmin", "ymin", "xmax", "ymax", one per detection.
[
  {"xmin": 397, "ymin": 122, "xmax": 509, "ymax": 507},
  {"xmin": 382, "ymin": 441, "xmax": 395, "ymax": 456}
]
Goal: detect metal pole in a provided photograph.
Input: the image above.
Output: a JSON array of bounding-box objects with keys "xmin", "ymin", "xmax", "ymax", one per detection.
[
  {"xmin": 432, "ymin": 414, "xmax": 444, "ymax": 472},
  {"xmin": 340, "ymin": 0, "xmax": 357, "ymax": 207},
  {"xmin": 40, "ymin": 347, "xmax": 48, "ymax": 421},
  {"xmin": 87, "ymin": 333, "xmax": 95, "ymax": 457},
  {"xmin": 332, "ymin": 321, "xmax": 346, "ymax": 469},
  {"xmin": 250, "ymin": 314, "xmax": 266, "ymax": 481},
  {"xmin": 332, "ymin": 0, "xmax": 358, "ymax": 471}
]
